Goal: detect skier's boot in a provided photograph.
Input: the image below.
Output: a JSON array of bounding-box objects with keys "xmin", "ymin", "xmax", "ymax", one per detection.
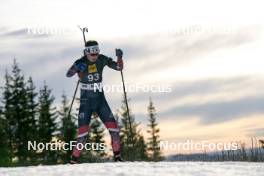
[
  {"xmin": 69, "ymin": 155, "xmax": 79, "ymax": 164},
  {"xmin": 114, "ymin": 152, "xmax": 123, "ymax": 162}
]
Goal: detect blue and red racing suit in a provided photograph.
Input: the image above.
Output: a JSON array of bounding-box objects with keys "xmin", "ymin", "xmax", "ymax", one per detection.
[{"xmin": 66, "ymin": 54, "xmax": 123, "ymax": 158}]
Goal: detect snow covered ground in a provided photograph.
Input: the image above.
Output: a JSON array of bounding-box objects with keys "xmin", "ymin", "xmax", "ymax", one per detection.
[{"xmin": 0, "ymin": 162, "xmax": 263, "ymax": 176}]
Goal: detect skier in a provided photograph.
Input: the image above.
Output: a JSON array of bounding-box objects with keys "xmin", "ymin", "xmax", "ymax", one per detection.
[{"xmin": 66, "ymin": 40, "xmax": 123, "ymax": 163}]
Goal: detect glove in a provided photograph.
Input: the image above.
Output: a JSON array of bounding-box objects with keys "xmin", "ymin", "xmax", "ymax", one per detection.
[
  {"xmin": 74, "ymin": 62, "xmax": 86, "ymax": 72},
  {"xmin": 117, "ymin": 58, "xmax": 123, "ymax": 70},
  {"xmin": 78, "ymin": 72, "xmax": 84, "ymax": 78},
  {"xmin": 115, "ymin": 48, "xmax": 123, "ymax": 58}
]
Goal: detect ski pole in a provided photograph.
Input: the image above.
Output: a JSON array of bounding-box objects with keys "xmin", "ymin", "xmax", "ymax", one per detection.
[
  {"xmin": 67, "ymin": 27, "xmax": 88, "ymax": 118},
  {"xmin": 68, "ymin": 80, "xmax": 80, "ymax": 118},
  {"xmin": 120, "ymin": 69, "xmax": 134, "ymax": 149},
  {"xmin": 78, "ymin": 26, "xmax": 88, "ymax": 48}
]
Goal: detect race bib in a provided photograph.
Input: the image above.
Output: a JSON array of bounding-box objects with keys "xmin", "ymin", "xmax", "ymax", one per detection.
[{"xmin": 88, "ymin": 64, "xmax": 97, "ymax": 73}]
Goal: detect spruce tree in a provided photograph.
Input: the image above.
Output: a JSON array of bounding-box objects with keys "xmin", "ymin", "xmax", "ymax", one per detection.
[
  {"xmin": 2, "ymin": 61, "xmax": 40, "ymax": 165},
  {"xmin": 118, "ymin": 97, "xmax": 136, "ymax": 160},
  {"xmin": 259, "ymin": 140, "xmax": 264, "ymax": 149},
  {"xmin": 1, "ymin": 71, "xmax": 13, "ymax": 164},
  {"xmin": 135, "ymin": 134, "xmax": 148, "ymax": 161},
  {"xmin": 0, "ymin": 107, "xmax": 11, "ymax": 166},
  {"xmin": 147, "ymin": 98, "xmax": 162, "ymax": 161},
  {"xmin": 7, "ymin": 60, "xmax": 34, "ymax": 164},
  {"xmin": 25, "ymin": 77, "xmax": 38, "ymax": 163},
  {"xmin": 58, "ymin": 93, "xmax": 76, "ymax": 163},
  {"xmin": 38, "ymin": 82, "xmax": 58, "ymax": 164},
  {"xmin": 118, "ymin": 96, "xmax": 148, "ymax": 161}
]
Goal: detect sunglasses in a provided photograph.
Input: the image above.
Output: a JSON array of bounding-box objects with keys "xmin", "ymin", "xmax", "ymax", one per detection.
[{"xmin": 90, "ymin": 53, "xmax": 99, "ymax": 57}]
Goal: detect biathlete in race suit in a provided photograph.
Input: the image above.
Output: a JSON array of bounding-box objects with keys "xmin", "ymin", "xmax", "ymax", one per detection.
[{"xmin": 66, "ymin": 40, "xmax": 124, "ymax": 163}]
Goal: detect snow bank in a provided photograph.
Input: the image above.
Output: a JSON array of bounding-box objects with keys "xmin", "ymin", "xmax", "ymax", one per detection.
[{"xmin": 1, "ymin": 162, "xmax": 263, "ymax": 176}]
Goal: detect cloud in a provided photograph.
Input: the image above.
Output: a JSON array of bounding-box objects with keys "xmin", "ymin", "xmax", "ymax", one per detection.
[
  {"xmin": 160, "ymin": 94, "xmax": 264, "ymax": 124},
  {"xmin": 0, "ymin": 28, "xmax": 50, "ymax": 38},
  {"xmin": 124, "ymin": 76, "xmax": 264, "ymax": 117},
  {"xmin": 129, "ymin": 76, "xmax": 254, "ymax": 102},
  {"xmin": 100, "ymin": 25, "xmax": 261, "ymax": 74},
  {"xmin": 0, "ymin": 25, "xmax": 263, "ymax": 129}
]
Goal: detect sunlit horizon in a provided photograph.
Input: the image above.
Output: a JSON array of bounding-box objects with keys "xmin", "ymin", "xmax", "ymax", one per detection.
[{"xmin": 1, "ymin": 0, "xmax": 264, "ymax": 156}]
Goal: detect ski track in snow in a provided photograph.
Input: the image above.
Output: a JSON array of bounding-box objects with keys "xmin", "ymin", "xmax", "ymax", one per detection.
[{"xmin": 0, "ymin": 162, "xmax": 263, "ymax": 176}]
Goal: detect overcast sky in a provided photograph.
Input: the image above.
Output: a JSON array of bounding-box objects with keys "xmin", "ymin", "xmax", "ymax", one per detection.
[{"xmin": 1, "ymin": 0, "xmax": 264, "ymax": 155}]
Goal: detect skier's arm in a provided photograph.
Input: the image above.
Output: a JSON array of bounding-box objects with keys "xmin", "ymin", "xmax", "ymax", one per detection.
[
  {"xmin": 106, "ymin": 57, "xmax": 123, "ymax": 71},
  {"xmin": 66, "ymin": 64, "xmax": 77, "ymax": 77},
  {"xmin": 105, "ymin": 49, "xmax": 123, "ymax": 71},
  {"xmin": 66, "ymin": 61, "xmax": 86, "ymax": 77}
]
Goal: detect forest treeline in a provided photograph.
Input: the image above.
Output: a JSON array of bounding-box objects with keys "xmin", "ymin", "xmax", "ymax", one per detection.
[{"xmin": 0, "ymin": 60, "xmax": 162, "ymax": 166}]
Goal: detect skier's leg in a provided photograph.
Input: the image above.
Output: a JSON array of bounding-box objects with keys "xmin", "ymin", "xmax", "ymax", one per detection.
[
  {"xmin": 97, "ymin": 97, "xmax": 121, "ymax": 157},
  {"xmin": 71, "ymin": 97, "xmax": 92, "ymax": 159}
]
